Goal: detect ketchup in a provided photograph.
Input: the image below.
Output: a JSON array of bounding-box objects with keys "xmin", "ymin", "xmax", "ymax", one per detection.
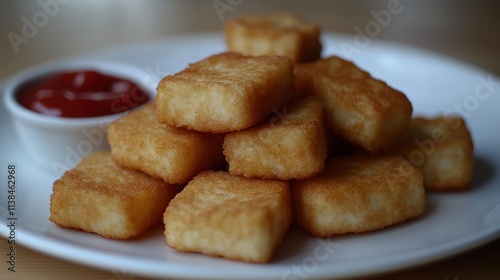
[{"xmin": 17, "ymin": 70, "xmax": 149, "ymax": 118}]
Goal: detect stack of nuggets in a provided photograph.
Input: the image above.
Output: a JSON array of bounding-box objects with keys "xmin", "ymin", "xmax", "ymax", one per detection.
[
  {"xmin": 283, "ymin": 54, "xmax": 429, "ymax": 236},
  {"xmin": 292, "ymin": 55, "xmax": 473, "ymax": 192},
  {"xmin": 50, "ymin": 101, "xmax": 227, "ymax": 240},
  {"xmin": 222, "ymin": 12, "xmax": 475, "ymax": 230},
  {"xmin": 157, "ymin": 52, "xmax": 303, "ymax": 262},
  {"xmin": 50, "ymin": 151, "xmax": 182, "ymax": 240},
  {"xmin": 49, "ymin": 12, "xmax": 475, "ymax": 264},
  {"xmin": 157, "ymin": 50, "xmax": 423, "ymax": 261}
]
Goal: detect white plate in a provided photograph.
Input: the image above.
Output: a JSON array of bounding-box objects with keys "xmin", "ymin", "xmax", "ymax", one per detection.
[{"xmin": 1, "ymin": 33, "xmax": 500, "ymax": 279}]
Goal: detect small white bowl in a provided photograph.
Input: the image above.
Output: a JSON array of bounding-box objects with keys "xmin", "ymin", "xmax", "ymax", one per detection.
[{"xmin": 3, "ymin": 59, "xmax": 156, "ymax": 176}]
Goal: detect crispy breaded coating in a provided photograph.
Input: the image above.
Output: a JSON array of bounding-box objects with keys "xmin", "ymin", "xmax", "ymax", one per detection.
[
  {"xmin": 388, "ymin": 116, "xmax": 474, "ymax": 191},
  {"xmin": 297, "ymin": 56, "xmax": 370, "ymax": 79},
  {"xmin": 292, "ymin": 155, "xmax": 425, "ymax": 237},
  {"xmin": 294, "ymin": 56, "xmax": 413, "ymax": 152},
  {"xmin": 156, "ymin": 52, "xmax": 295, "ymax": 133},
  {"xmin": 224, "ymin": 13, "xmax": 322, "ymax": 63},
  {"xmin": 164, "ymin": 171, "xmax": 292, "ymax": 263},
  {"xmin": 108, "ymin": 103, "xmax": 224, "ymax": 184},
  {"xmin": 49, "ymin": 151, "xmax": 182, "ymax": 240},
  {"xmin": 295, "ymin": 56, "xmax": 371, "ymax": 98},
  {"xmin": 223, "ymin": 96, "xmax": 327, "ymax": 180}
]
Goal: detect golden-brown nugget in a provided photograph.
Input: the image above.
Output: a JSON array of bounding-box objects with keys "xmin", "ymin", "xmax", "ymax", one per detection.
[
  {"xmin": 164, "ymin": 171, "xmax": 292, "ymax": 263},
  {"xmin": 108, "ymin": 103, "xmax": 224, "ymax": 184},
  {"xmin": 49, "ymin": 151, "xmax": 182, "ymax": 240},
  {"xmin": 294, "ymin": 56, "xmax": 413, "ymax": 152},
  {"xmin": 295, "ymin": 56, "xmax": 371, "ymax": 97},
  {"xmin": 388, "ymin": 116, "xmax": 474, "ymax": 191},
  {"xmin": 223, "ymin": 96, "xmax": 327, "ymax": 180},
  {"xmin": 225, "ymin": 13, "xmax": 321, "ymax": 63},
  {"xmin": 292, "ymin": 155, "xmax": 425, "ymax": 237},
  {"xmin": 156, "ymin": 52, "xmax": 295, "ymax": 133}
]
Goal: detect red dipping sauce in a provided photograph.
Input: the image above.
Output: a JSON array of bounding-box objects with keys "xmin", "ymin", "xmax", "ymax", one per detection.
[{"xmin": 17, "ymin": 70, "xmax": 149, "ymax": 118}]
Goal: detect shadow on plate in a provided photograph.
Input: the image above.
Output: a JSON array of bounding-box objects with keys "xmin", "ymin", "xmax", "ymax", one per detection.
[
  {"xmin": 274, "ymin": 225, "xmax": 312, "ymax": 261},
  {"xmin": 470, "ymin": 156, "xmax": 496, "ymax": 190}
]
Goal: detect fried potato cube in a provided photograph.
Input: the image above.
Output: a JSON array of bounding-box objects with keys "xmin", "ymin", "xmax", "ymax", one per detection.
[
  {"xmin": 224, "ymin": 13, "xmax": 321, "ymax": 63},
  {"xmin": 108, "ymin": 103, "xmax": 224, "ymax": 184},
  {"xmin": 294, "ymin": 56, "xmax": 371, "ymax": 98},
  {"xmin": 294, "ymin": 56, "xmax": 412, "ymax": 152},
  {"xmin": 156, "ymin": 52, "xmax": 295, "ymax": 133},
  {"xmin": 292, "ymin": 155, "xmax": 425, "ymax": 237},
  {"xmin": 388, "ymin": 116, "xmax": 474, "ymax": 191},
  {"xmin": 223, "ymin": 96, "xmax": 327, "ymax": 180},
  {"xmin": 49, "ymin": 151, "xmax": 182, "ymax": 240},
  {"xmin": 164, "ymin": 171, "xmax": 292, "ymax": 263}
]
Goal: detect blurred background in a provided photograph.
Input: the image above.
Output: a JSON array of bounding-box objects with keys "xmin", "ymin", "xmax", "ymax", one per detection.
[
  {"xmin": 1, "ymin": 1, "xmax": 499, "ymax": 279},
  {"xmin": 1, "ymin": 0, "xmax": 499, "ymax": 80}
]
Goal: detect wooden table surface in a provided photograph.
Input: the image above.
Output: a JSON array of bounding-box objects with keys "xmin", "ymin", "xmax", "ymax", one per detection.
[{"xmin": 1, "ymin": 1, "xmax": 499, "ymax": 279}]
